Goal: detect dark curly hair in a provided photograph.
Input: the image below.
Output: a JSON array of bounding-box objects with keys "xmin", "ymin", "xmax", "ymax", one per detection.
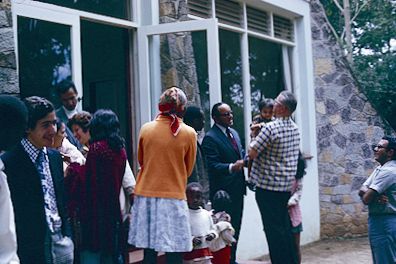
[
  {"xmin": 0, "ymin": 95, "xmax": 28, "ymax": 150},
  {"xmin": 23, "ymin": 96, "xmax": 54, "ymax": 130},
  {"xmin": 89, "ymin": 109, "xmax": 125, "ymax": 151},
  {"xmin": 212, "ymin": 190, "xmax": 232, "ymax": 213},
  {"xmin": 68, "ymin": 111, "xmax": 92, "ymax": 132}
]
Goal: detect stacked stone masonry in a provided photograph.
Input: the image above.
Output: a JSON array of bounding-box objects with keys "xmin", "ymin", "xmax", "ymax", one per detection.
[
  {"xmin": 0, "ymin": 1, "xmax": 19, "ymax": 95},
  {"xmin": 310, "ymin": 0, "xmax": 394, "ymax": 237}
]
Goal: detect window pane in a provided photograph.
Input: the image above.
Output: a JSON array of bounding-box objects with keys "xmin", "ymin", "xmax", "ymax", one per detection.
[
  {"xmin": 35, "ymin": 0, "xmax": 131, "ymax": 20},
  {"xmin": 191, "ymin": 31, "xmax": 210, "ymax": 132},
  {"xmin": 249, "ymin": 36, "xmax": 284, "ymax": 115},
  {"xmin": 80, "ymin": 20, "xmax": 132, "ymax": 157},
  {"xmin": 17, "ymin": 17, "xmax": 72, "ymax": 107},
  {"xmin": 149, "ymin": 31, "xmax": 209, "ymax": 127},
  {"xmin": 219, "ymin": 29, "xmax": 245, "ymax": 147}
]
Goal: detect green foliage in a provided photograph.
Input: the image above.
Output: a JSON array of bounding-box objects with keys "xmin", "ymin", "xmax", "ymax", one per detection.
[{"xmin": 320, "ymin": 0, "xmax": 396, "ymax": 130}]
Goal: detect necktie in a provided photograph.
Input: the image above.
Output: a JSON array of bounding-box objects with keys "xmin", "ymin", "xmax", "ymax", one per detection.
[
  {"xmin": 36, "ymin": 150, "xmax": 61, "ymax": 232},
  {"xmin": 226, "ymin": 128, "xmax": 240, "ymax": 155}
]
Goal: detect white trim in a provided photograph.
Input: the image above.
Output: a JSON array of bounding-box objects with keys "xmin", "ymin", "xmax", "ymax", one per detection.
[
  {"xmin": 241, "ymin": 4, "xmax": 252, "ymax": 147},
  {"xmin": 13, "ymin": 2, "xmax": 84, "ymax": 104},
  {"xmin": 13, "ymin": 0, "xmax": 138, "ymax": 28},
  {"xmin": 282, "ymin": 45, "xmax": 292, "ymax": 91},
  {"xmin": 137, "ymin": 18, "xmax": 221, "ymax": 126}
]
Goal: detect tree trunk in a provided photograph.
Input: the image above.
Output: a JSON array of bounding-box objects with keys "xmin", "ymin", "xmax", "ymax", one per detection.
[{"xmin": 343, "ymin": 0, "xmax": 353, "ymax": 64}]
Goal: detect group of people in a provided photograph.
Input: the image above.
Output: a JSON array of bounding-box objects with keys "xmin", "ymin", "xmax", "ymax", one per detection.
[{"xmin": 0, "ymin": 81, "xmax": 395, "ymax": 264}]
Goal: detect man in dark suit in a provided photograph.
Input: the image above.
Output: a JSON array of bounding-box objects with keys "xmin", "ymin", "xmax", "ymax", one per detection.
[
  {"xmin": 202, "ymin": 102, "xmax": 246, "ymax": 264},
  {"xmin": 2, "ymin": 96, "xmax": 72, "ymax": 263},
  {"xmin": 55, "ymin": 80, "xmax": 82, "ymax": 150}
]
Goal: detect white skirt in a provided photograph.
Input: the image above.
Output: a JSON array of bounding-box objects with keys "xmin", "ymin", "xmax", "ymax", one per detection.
[{"xmin": 128, "ymin": 195, "xmax": 192, "ymax": 252}]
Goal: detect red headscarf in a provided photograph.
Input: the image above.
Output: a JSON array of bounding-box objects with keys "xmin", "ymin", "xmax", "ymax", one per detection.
[{"xmin": 158, "ymin": 86, "xmax": 187, "ymax": 136}]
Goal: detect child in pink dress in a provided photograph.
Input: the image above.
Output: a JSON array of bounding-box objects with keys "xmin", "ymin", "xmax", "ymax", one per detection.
[{"xmin": 288, "ymin": 152, "xmax": 306, "ymax": 264}]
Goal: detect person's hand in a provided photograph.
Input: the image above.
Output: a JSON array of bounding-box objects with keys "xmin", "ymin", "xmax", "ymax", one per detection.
[
  {"xmin": 61, "ymin": 152, "xmax": 71, "ymax": 164},
  {"xmin": 377, "ymin": 195, "xmax": 388, "ymax": 204},
  {"xmin": 250, "ymin": 124, "xmax": 261, "ymax": 137},
  {"xmin": 192, "ymin": 237, "xmax": 202, "ymax": 247},
  {"xmin": 205, "ymin": 233, "xmax": 216, "ymax": 241},
  {"xmin": 231, "ymin": 160, "xmax": 244, "ymax": 172},
  {"xmin": 129, "ymin": 193, "xmax": 134, "ymax": 206}
]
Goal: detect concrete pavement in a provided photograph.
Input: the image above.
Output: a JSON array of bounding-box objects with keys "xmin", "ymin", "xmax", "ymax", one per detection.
[{"xmin": 239, "ymin": 236, "xmax": 371, "ymax": 264}]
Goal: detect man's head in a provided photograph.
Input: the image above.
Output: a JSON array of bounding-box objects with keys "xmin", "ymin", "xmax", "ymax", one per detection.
[
  {"xmin": 184, "ymin": 106, "xmax": 204, "ymax": 132},
  {"xmin": 186, "ymin": 182, "xmax": 204, "ymax": 210},
  {"xmin": 0, "ymin": 95, "xmax": 28, "ymax": 151},
  {"xmin": 212, "ymin": 102, "xmax": 233, "ymax": 127},
  {"xmin": 24, "ymin": 96, "xmax": 57, "ymax": 149},
  {"xmin": 274, "ymin": 91, "xmax": 297, "ymax": 117},
  {"xmin": 372, "ymin": 136, "xmax": 396, "ymax": 165},
  {"xmin": 57, "ymin": 80, "xmax": 78, "ymax": 111}
]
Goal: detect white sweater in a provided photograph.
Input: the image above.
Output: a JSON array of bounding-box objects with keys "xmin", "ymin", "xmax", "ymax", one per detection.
[{"xmin": 189, "ymin": 208, "xmax": 218, "ymax": 249}]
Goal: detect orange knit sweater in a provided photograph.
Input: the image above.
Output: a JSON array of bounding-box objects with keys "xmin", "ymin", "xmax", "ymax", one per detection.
[{"xmin": 134, "ymin": 115, "xmax": 197, "ymax": 200}]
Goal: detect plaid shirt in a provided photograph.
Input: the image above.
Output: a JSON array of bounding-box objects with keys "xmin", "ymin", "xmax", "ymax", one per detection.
[{"xmin": 250, "ymin": 117, "xmax": 300, "ymax": 192}]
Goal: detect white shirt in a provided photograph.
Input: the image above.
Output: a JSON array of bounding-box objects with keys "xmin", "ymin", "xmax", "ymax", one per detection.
[
  {"xmin": 0, "ymin": 158, "xmax": 19, "ymax": 264},
  {"xmin": 62, "ymin": 106, "xmax": 78, "ymax": 120}
]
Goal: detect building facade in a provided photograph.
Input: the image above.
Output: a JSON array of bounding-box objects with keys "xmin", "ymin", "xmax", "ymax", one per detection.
[{"xmin": 0, "ymin": 0, "xmax": 393, "ymax": 260}]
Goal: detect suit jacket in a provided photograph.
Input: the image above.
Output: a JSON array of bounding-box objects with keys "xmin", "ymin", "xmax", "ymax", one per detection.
[
  {"xmin": 188, "ymin": 142, "xmax": 210, "ymax": 202},
  {"xmin": 1, "ymin": 142, "xmax": 71, "ymax": 264},
  {"xmin": 202, "ymin": 125, "xmax": 246, "ymax": 200}
]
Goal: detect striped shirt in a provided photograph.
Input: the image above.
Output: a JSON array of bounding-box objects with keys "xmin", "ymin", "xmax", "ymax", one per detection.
[{"xmin": 250, "ymin": 117, "xmax": 300, "ymax": 192}]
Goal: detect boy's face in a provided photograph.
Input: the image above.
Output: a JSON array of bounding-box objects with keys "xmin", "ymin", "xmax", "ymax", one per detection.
[
  {"xmin": 187, "ymin": 186, "xmax": 203, "ymax": 210},
  {"xmin": 260, "ymin": 107, "xmax": 273, "ymax": 120},
  {"xmin": 27, "ymin": 111, "xmax": 57, "ymax": 149}
]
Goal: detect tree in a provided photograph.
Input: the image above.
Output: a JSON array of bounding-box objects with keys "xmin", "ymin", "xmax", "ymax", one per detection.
[{"xmin": 320, "ymin": 0, "xmax": 396, "ymax": 130}]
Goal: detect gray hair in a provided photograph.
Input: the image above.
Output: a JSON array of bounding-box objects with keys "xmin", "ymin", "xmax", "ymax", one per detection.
[{"xmin": 279, "ymin": 91, "xmax": 297, "ymax": 114}]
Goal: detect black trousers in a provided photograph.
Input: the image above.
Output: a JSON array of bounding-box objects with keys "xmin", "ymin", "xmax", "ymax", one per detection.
[
  {"xmin": 255, "ymin": 188, "xmax": 298, "ymax": 264},
  {"xmin": 229, "ymin": 191, "xmax": 244, "ymax": 264}
]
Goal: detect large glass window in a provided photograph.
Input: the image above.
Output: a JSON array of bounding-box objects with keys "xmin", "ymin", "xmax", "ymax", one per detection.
[
  {"xmin": 219, "ymin": 29, "xmax": 245, "ymax": 147},
  {"xmin": 249, "ymin": 37, "xmax": 284, "ymax": 115},
  {"xmin": 18, "ymin": 17, "xmax": 72, "ymax": 107},
  {"xmin": 35, "ymin": 0, "xmax": 131, "ymax": 20}
]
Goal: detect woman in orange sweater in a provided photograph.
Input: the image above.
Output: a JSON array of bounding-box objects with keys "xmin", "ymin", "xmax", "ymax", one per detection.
[{"xmin": 128, "ymin": 87, "xmax": 197, "ymax": 264}]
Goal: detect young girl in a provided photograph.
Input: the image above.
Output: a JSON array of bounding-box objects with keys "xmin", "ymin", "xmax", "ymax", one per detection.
[
  {"xmin": 209, "ymin": 190, "xmax": 236, "ymax": 264},
  {"xmin": 184, "ymin": 182, "xmax": 217, "ymax": 264},
  {"xmin": 288, "ymin": 152, "xmax": 306, "ymax": 264}
]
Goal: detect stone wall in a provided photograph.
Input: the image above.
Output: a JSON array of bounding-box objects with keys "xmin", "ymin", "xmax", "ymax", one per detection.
[
  {"xmin": 0, "ymin": 0, "xmax": 18, "ymax": 95},
  {"xmin": 310, "ymin": 0, "xmax": 394, "ymax": 237},
  {"xmin": 159, "ymin": 0, "xmax": 201, "ymax": 105}
]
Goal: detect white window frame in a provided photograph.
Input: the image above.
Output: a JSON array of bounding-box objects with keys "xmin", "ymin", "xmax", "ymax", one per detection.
[
  {"xmin": 137, "ymin": 18, "xmax": 221, "ymax": 125},
  {"xmin": 12, "ymin": 0, "xmax": 138, "ymax": 111}
]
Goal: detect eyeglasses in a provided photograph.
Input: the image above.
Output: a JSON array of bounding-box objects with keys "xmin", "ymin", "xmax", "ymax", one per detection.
[
  {"xmin": 371, "ymin": 144, "xmax": 387, "ymax": 151},
  {"xmin": 218, "ymin": 111, "xmax": 233, "ymax": 117}
]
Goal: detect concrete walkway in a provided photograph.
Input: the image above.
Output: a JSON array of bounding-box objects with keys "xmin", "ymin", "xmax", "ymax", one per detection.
[{"xmin": 239, "ymin": 236, "xmax": 371, "ymax": 264}]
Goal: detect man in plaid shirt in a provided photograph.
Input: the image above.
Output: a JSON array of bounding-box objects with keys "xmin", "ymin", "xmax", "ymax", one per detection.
[{"xmin": 248, "ymin": 91, "xmax": 300, "ymax": 264}]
